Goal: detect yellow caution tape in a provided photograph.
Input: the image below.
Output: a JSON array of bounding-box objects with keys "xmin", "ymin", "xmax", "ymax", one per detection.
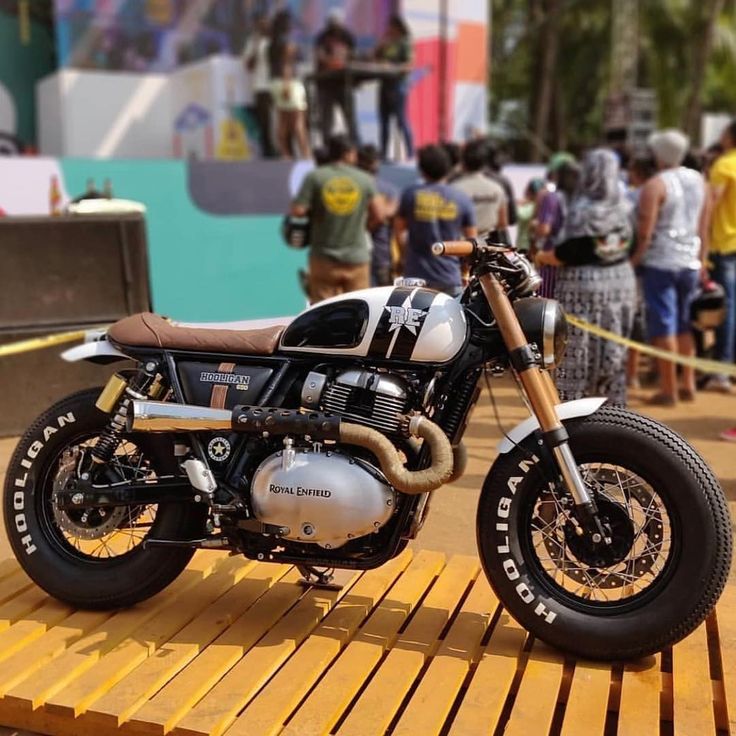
[
  {"xmin": 567, "ymin": 314, "xmax": 736, "ymax": 378},
  {"xmin": 0, "ymin": 330, "xmax": 90, "ymax": 358}
]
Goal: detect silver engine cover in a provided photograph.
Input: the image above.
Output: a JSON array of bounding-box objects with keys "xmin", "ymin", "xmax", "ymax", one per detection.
[{"xmin": 250, "ymin": 450, "xmax": 395, "ymax": 549}]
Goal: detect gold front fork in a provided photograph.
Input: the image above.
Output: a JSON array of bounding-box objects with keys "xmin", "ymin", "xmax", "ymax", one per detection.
[{"xmin": 479, "ymin": 274, "xmax": 596, "ymax": 511}]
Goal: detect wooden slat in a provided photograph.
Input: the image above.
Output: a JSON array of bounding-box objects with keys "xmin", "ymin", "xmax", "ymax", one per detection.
[
  {"xmin": 617, "ymin": 655, "xmax": 661, "ymax": 736},
  {"xmin": 560, "ymin": 661, "xmax": 611, "ymax": 736},
  {"xmin": 170, "ymin": 568, "xmax": 360, "ymax": 736},
  {"xmin": 0, "ymin": 585, "xmax": 48, "ymax": 631},
  {"xmin": 503, "ymin": 640, "xmax": 565, "ymax": 736},
  {"xmin": 43, "ymin": 556, "xmax": 257, "ymax": 718},
  {"xmin": 0, "ymin": 609, "xmax": 112, "ymax": 696},
  {"xmin": 226, "ymin": 551, "xmax": 412, "ymax": 736},
  {"xmin": 0, "ymin": 598, "xmax": 74, "ymax": 663},
  {"xmin": 448, "ymin": 608, "xmax": 527, "ymax": 735},
  {"xmin": 391, "ymin": 574, "xmax": 498, "ymax": 736},
  {"xmin": 0, "ymin": 570, "xmax": 34, "ymax": 608},
  {"xmin": 337, "ymin": 555, "xmax": 480, "ymax": 736},
  {"xmin": 83, "ymin": 563, "xmax": 292, "ymax": 731},
  {"xmin": 281, "ymin": 550, "xmax": 445, "ymax": 736},
  {"xmin": 672, "ymin": 622, "xmax": 716, "ymax": 736},
  {"xmin": 0, "ymin": 551, "xmax": 221, "ymax": 715},
  {"xmin": 716, "ymin": 584, "xmax": 736, "ymax": 734},
  {"xmin": 0, "ymin": 558, "xmax": 21, "ymax": 581},
  {"xmin": 124, "ymin": 566, "xmax": 308, "ymax": 735}
]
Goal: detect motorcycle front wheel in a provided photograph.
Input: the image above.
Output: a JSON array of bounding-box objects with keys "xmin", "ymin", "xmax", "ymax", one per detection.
[{"xmin": 477, "ymin": 405, "xmax": 732, "ymax": 660}]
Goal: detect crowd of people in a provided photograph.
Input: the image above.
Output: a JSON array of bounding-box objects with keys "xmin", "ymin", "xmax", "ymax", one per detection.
[
  {"xmin": 288, "ymin": 118, "xmax": 736, "ymax": 439},
  {"xmin": 243, "ymin": 9, "xmax": 414, "ymax": 160}
]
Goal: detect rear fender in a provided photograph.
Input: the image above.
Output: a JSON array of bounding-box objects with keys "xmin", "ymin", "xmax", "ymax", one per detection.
[
  {"xmin": 496, "ymin": 397, "xmax": 607, "ymax": 454},
  {"xmin": 61, "ymin": 334, "xmax": 129, "ymax": 364}
]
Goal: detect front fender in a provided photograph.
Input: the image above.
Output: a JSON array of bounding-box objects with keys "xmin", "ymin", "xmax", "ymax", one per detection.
[{"xmin": 496, "ymin": 397, "xmax": 607, "ymax": 454}]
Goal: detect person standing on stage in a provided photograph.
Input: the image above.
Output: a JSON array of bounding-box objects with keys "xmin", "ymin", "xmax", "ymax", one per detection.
[
  {"xmin": 314, "ymin": 10, "xmax": 358, "ymax": 144},
  {"xmin": 375, "ymin": 14, "xmax": 414, "ymax": 162},
  {"xmin": 243, "ymin": 15, "xmax": 275, "ymax": 158}
]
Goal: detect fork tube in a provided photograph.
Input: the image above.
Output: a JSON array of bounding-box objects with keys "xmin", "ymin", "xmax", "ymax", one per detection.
[{"xmin": 479, "ymin": 273, "xmax": 595, "ymax": 510}]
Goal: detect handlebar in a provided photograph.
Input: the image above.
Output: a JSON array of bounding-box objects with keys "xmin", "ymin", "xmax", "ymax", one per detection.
[{"xmin": 431, "ymin": 240, "xmax": 477, "ymax": 257}]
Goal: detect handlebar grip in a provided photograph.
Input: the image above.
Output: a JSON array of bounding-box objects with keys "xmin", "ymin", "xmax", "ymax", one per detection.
[{"xmin": 431, "ymin": 240, "xmax": 476, "ymax": 257}]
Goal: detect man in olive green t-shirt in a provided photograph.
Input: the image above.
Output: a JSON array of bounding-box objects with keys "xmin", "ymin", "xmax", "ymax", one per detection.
[{"xmin": 291, "ymin": 134, "xmax": 381, "ymax": 303}]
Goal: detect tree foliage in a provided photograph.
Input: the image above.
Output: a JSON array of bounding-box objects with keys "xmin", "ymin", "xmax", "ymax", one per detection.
[{"xmin": 490, "ymin": 0, "xmax": 736, "ymax": 159}]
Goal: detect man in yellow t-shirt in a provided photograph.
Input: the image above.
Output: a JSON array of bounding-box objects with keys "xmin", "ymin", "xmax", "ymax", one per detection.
[{"xmin": 704, "ymin": 120, "xmax": 736, "ymax": 393}]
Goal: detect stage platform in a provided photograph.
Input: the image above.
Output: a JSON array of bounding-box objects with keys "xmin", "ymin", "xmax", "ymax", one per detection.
[{"xmin": 0, "ymin": 548, "xmax": 732, "ymax": 736}]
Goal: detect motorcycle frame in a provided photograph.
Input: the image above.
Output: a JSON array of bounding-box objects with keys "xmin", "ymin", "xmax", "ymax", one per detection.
[{"xmin": 84, "ymin": 266, "xmax": 594, "ymax": 569}]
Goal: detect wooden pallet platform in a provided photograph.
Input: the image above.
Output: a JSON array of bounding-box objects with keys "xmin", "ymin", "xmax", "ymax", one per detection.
[{"xmin": 0, "ymin": 549, "xmax": 732, "ymax": 736}]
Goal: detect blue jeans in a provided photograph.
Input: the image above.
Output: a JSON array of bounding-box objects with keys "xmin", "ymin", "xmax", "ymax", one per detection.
[
  {"xmin": 379, "ymin": 80, "xmax": 414, "ymax": 159},
  {"xmin": 712, "ymin": 253, "xmax": 736, "ymax": 364}
]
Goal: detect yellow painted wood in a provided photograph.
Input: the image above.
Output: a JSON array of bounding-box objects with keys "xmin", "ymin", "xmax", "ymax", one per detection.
[
  {"xmin": 124, "ymin": 566, "xmax": 307, "ymax": 736},
  {"xmin": 560, "ymin": 661, "xmax": 611, "ymax": 736},
  {"xmin": 391, "ymin": 575, "xmax": 498, "ymax": 736},
  {"xmin": 617, "ymin": 655, "xmax": 661, "ymax": 736},
  {"xmin": 226, "ymin": 551, "xmax": 413, "ymax": 736},
  {"xmin": 715, "ymin": 586, "xmax": 736, "ymax": 735},
  {"xmin": 44, "ymin": 557, "xmax": 256, "ymax": 718},
  {"xmin": 338, "ymin": 556, "xmax": 480, "ymax": 736},
  {"xmin": 0, "ymin": 598, "xmax": 73, "ymax": 664},
  {"xmin": 448, "ymin": 609, "xmax": 527, "ymax": 735},
  {"xmin": 281, "ymin": 549, "xmax": 446, "ymax": 736},
  {"xmin": 672, "ymin": 621, "xmax": 716, "ymax": 736},
  {"xmin": 83, "ymin": 563, "xmax": 291, "ymax": 731},
  {"xmin": 0, "ymin": 609, "xmax": 112, "ymax": 696},
  {"xmin": 0, "ymin": 585, "xmax": 48, "ymax": 633},
  {"xmin": 2, "ymin": 551, "xmax": 221, "ymax": 713},
  {"xmin": 503, "ymin": 639, "xmax": 565, "ymax": 736},
  {"xmin": 170, "ymin": 568, "xmax": 360, "ymax": 736},
  {"xmin": 0, "ymin": 570, "xmax": 34, "ymax": 608},
  {"xmin": 0, "ymin": 558, "xmax": 21, "ymax": 581}
]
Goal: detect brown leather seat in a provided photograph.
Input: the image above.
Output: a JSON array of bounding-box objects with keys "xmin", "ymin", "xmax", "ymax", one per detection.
[{"xmin": 107, "ymin": 312, "xmax": 286, "ymax": 355}]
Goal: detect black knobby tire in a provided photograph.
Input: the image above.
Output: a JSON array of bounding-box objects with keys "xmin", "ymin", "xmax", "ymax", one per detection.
[
  {"xmin": 477, "ymin": 405, "xmax": 732, "ymax": 660},
  {"xmin": 3, "ymin": 388, "xmax": 206, "ymax": 609}
]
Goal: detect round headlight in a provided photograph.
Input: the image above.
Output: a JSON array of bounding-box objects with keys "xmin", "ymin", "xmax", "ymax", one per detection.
[{"xmin": 513, "ymin": 297, "xmax": 569, "ymax": 369}]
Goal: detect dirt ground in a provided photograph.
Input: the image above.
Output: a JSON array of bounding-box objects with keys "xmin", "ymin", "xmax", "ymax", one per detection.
[{"xmin": 1, "ymin": 377, "xmax": 734, "ymax": 560}]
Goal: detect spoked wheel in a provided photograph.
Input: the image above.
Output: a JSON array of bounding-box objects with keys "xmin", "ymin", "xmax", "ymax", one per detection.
[
  {"xmin": 48, "ymin": 437, "xmax": 161, "ymax": 560},
  {"xmin": 4, "ymin": 388, "xmax": 206, "ymax": 609},
  {"xmin": 531, "ymin": 462, "xmax": 673, "ymax": 604},
  {"xmin": 477, "ymin": 406, "xmax": 732, "ymax": 660}
]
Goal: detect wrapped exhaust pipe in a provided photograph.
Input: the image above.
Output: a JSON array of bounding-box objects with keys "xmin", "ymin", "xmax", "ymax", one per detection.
[{"xmin": 129, "ymin": 401, "xmax": 454, "ymax": 494}]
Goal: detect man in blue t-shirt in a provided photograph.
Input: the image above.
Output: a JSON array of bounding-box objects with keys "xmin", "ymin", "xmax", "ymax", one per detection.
[{"xmin": 394, "ymin": 144, "xmax": 477, "ymax": 295}]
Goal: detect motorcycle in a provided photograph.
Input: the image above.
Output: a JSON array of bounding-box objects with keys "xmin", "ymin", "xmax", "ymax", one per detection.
[{"xmin": 4, "ymin": 239, "xmax": 731, "ymax": 660}]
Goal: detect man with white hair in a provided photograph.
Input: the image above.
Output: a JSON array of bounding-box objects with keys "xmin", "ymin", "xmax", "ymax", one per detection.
[
  {"xmin": 314, "ymin": 9, "xmax": 358, "ymax": 144},
  {"xmin": 703, "ymin": 119, "xmax": 736, "ymax": 395},
  {"xmin": 632, "ymin": 128, "xmax": 706, "ymax": 406}
]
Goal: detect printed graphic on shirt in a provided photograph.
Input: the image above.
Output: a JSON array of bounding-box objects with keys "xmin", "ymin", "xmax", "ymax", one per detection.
[
  {"xmin": 322, "ymin": 176, "xmax": 361, "ymax": 215},
  {"xmin": 414, "ymin": 191, "xmax": 459, "ymax": 222}
]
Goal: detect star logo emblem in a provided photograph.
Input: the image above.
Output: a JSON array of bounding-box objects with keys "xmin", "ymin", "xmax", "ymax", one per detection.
[
  {"xmin": 385, "ymin": 296, "xmax": 426, "ymax": 336},
  {"xmin": 207, "ymin": 437, "xmax": 231, "ymax": 462}
]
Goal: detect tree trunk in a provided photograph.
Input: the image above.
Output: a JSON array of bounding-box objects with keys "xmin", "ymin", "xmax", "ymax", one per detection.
[
  {"xmin": 531, "ymin": 0, "xmax": 562, "ymax": 161},
  {"xmin": 682, "ymin": 0, "xmax": 725, "ymax": 142}
]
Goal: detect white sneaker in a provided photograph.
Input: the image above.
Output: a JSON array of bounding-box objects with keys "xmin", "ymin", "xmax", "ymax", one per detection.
[{"xmin": 704, "ymin": 375, "xmax": 733, "ymax": 394}]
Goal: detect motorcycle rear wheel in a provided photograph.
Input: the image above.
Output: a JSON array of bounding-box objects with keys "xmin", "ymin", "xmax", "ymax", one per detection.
[
  {"xmin": 477, "ymin": 406, "xmax": 732, "ymax": 660},
  {"xmin": 3, "ymin": 388, "xmax": 206, "ymax": 609}
]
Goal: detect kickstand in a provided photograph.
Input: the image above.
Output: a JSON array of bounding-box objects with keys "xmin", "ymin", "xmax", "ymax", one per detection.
[{"xmin": 297, "ymin": 565, "xmax": 343, "ymax": 591}]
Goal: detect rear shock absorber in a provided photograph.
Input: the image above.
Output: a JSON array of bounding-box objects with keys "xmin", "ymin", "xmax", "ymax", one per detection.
[{"xmin": 91, "ymin": 361, "xmax": 159, "ymax": 465}]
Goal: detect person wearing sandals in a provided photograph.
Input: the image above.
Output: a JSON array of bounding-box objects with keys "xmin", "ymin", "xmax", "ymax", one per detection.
[
  {"xmin": 535, "ymin": 148, "xmax": 636, "ymax": 406},
  {"xmin": 631, "ymin": 129, "xmax": 707, "ymax": 406}
]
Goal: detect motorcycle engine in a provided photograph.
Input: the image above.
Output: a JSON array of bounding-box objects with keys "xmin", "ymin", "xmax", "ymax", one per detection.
[
  {"xmin": 250, "ymin": 447, "xmax": 395, "ymax": 548},
  {"xmin": 301, "ymin": 368, "xmax": 411, "ymax": 435}
]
